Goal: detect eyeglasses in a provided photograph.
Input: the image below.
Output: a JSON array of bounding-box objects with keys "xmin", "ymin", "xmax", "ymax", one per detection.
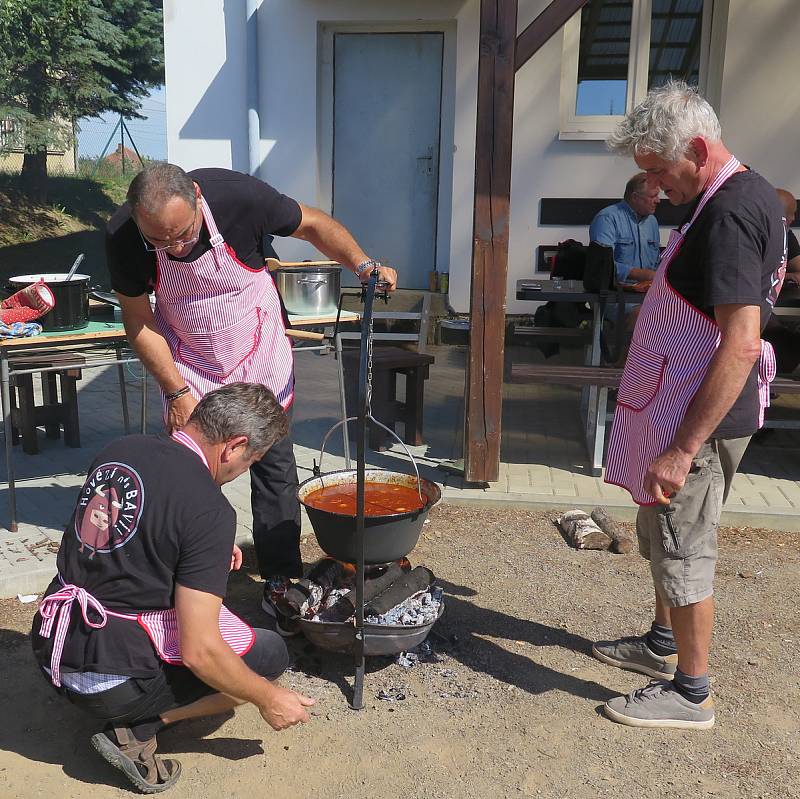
[{"xmin": 137, "ymin": 204, "xmax": 201, "ymax": 253}]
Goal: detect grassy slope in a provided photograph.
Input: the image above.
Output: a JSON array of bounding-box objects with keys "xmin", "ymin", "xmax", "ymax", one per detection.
[{"xmin": 0, "ymin": 172, "xmax": 128, "ymax": 289}]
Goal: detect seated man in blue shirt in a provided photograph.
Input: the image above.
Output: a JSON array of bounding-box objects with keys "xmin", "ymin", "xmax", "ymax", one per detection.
[{"xmin": 589, "ymin": 172, "xmax": 661, "ymax": 286}]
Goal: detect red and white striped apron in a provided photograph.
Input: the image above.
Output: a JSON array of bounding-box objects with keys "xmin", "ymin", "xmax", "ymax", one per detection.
[
  {"xmin": 153, "ymin": 196, "xmax": 294, "ymax": 415},
  {"xmin": 605, "ymin": 157, "xmax": 776, "ymax": 505},
  {"xmin": 36, "ymin": 432, "xmax": 254, "ymax": 687}
]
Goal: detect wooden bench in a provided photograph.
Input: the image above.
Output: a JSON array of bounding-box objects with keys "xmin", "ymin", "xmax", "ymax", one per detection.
[
  {"xmin": 510, "ymin": 363, "xmax": 800, "ymax": 472},
  {"xmin": 9, "ymin": 352, "xmax": 86, "ymax": 454},
  {"xmin": 342, "ymin": 347, "xmax": 436, "ymax": 451},
  {"xmin": 512, "ymin": 325, "xmax": 590, "ymax": 340}
]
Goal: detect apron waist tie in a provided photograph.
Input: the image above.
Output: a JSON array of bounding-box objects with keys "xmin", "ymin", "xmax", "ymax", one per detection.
[{"xmin": 38, "ymin": 578, "xmax": 135, "ymax": 688}]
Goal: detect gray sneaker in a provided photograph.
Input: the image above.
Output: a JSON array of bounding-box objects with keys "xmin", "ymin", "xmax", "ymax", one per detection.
[
  {"xmin": 604, "ymin": 680, "xmax": 715, "ymax": 729},
  {"xmin": 592, "ymin": 635, "xmax": 677, "ymax": 680}
]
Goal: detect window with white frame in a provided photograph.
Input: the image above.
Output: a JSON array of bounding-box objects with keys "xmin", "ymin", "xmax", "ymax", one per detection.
[{"xmin": 559, "ymin": 0, "xmax": 714, "ymax": 139}]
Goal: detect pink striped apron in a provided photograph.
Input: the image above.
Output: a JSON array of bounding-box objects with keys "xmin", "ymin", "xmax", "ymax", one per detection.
[
  {"xmin": 153, "ymin": 196, "xmax": 294, "ymax": 415},
  {"xmin": 605, "ymin": 157, "xmax": 776, "ymax": 505},
  {"xmin": 36, "ymin": 432, "xmax": 254, "ymax": 687}
]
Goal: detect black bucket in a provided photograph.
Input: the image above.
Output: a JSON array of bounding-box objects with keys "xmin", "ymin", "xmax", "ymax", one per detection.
[{"xmin": 8, "ymin": 273, "xmax": 90, "ymax": 331}]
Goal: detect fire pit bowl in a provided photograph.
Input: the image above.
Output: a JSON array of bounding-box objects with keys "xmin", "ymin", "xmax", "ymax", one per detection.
[
  {"xmin": 297, "ymin": 603, "xmax": 444, "ymax": 656},
  {"xmin": 298, "ymin": 468, "xmax": 441, "ymax": 564}
]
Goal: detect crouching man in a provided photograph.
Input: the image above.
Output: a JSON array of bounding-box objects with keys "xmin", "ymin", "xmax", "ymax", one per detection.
[{"xmin": 31, "ymin": 383, "xmax": 314, "ymax": 793}]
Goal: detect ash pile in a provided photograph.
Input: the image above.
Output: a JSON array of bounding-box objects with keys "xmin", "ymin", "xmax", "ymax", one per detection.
[{"xmin": 276, "ymin": 557, "xmax": 443, "ymax": 626}]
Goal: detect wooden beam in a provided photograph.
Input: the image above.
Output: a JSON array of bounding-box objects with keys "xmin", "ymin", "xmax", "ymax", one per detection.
[
  {"xmin": 515, "ymin": 0, "xmax": 590, "ymax": 72},
  {"xmin": 464, "ymin": 0, "xmax": 517, "ymax": 484}
]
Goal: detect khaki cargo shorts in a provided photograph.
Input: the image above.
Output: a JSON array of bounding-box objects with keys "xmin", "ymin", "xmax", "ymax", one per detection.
[{"xmin": 636, "ymin": 436, "xmax": 750, "ymax": 607}]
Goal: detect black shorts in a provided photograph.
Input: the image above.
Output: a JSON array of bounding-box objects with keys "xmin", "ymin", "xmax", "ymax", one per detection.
[{"xmin": 46, "ymin": 628, "xmax": 288, "ymax": 728}]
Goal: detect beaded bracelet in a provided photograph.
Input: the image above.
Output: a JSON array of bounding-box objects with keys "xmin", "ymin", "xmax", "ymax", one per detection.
[{"xmin": 165, "ymin": 386, "xmax": 191, "ymax": 403}]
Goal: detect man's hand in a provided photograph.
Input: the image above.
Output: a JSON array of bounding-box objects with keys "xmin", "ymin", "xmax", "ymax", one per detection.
[
  {"xmin": 230, "ymin": 545, "xmax": 243, "ymax": 572},
  {"xmin": 643, "ymin": 445, "xmax": 694, "ymax": 504},
  {"xmin": 360, "ymin": 263, "xmax": 397, "ymax": 292},
  {"xmin": 259, "ymin": 684, "xmax": 316, "ymax": 730},
  {"xmin": 167, "ymin": 392, "xmax": 198, "ymax": 433}
]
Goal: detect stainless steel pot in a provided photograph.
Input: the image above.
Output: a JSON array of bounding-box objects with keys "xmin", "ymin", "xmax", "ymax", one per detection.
[
  {"xmin": 7, "ymin": 272, "xmax": 90, "ymax": 331},
  {"xmin": 274, "ymin": 265, "xmax": 341, "ymax": 316}
]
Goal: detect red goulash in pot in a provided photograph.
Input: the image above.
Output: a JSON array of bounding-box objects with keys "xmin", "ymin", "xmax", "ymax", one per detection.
[{"xmin": 304, "ymin": 482, "xmax": 426, "ymax": 517}]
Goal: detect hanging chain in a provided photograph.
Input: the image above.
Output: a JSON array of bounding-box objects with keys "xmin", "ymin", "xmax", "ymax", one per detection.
[{"xmin": 366, "ymin": 308, "xmax": 374, "ymax": 416}]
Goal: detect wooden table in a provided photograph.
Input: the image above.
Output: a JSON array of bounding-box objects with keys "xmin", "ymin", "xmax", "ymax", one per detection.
[
  {"xmin": 1, "ymin": 321, "xmax": 144, "ymax": 532},
  {"xmin": 515, "ymin": 279, "xmax": 645, "ymax": 475}
]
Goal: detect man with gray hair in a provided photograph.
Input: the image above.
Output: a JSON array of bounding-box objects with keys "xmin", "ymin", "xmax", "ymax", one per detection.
[
  {"xmin": 32, "ymin": 383, "xmax": 314, "ymax": 792},
  {"xmin": 588, "ymin": 171, "xmax": 661, "ymax": 286},
  {"xmin": 595, "ymin": 81, "xmax": 785, "ymax": 729},
  {"xmin": 106, "ymin": 164, "xmax": 398, "ymax": 633}
]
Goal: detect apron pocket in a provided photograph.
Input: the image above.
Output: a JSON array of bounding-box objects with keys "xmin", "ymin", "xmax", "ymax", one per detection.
[
  {"xmin": 175, "ymin": 308, "xmax": 263, "ymax": 378},
  {"xmin": 617, "ymin": 340, "xmax": 667, "ymax": 411}
]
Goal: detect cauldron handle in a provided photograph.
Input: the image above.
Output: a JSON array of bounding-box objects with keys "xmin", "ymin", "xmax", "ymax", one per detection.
[{"xmin": 317, "ymin": 415, "xmax": 424, "ymax": 502}]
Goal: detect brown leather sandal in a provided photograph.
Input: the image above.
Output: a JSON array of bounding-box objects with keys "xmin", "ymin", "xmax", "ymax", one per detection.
[{"xmin": 91, "ymin": 726, "xmax": 181, "ymax": 794}]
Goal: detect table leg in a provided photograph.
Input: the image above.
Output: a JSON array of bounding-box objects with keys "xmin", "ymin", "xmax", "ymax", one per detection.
[
  {"xmin": 1, "ymin": 352, "xmax": 19, "ymax": 532},
  {"xmin": 140, "ymin": 370, "xmax": 147, "ymax": 434},
  {"xmin": 584, "ymin": 300, "xmax": 604, "ymax": 474},
  {"xmin": 115, "ymin": 344, "xmax": 130, "ymax": 435}
]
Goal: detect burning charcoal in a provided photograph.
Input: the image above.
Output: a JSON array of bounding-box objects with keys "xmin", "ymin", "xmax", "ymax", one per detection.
[
  {"xmin": 364, "ymin": 567, "xmax": 435, "ymax": 616},
  {"xmin": 556, "ymin": 509, "xmax": 612, "ymax": 551},
  {"xmin": 276, "ymin": 559, "xmax": 354, "ymax": 617},
  {"xmin": 366, "ymin": 589, "xmax": 442, "ymax": 626},
  {"xmin": 317, "ymin": 561, "xmax": 411, "ymax": 622}
]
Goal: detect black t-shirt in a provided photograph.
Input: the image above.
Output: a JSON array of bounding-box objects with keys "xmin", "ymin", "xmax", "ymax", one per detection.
[
  {"xmin": 667, "ymin": 170, "xmax": 786, "ymax": 439},
  {"xmin": 32, "ymin": 434, "xmax": 236, "ymax": 678},
  {"xmin": 106, "ymin": 168, "xmax": 302, "ymax": 297}
]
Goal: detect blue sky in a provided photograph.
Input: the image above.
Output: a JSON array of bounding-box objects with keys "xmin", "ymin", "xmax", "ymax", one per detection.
[{"xmin": 77, "ymin": 85, "xmax": 167, "ymax": 161}]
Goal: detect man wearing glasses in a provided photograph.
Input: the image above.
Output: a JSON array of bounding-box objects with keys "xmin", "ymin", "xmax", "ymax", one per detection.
[
  {"xmin": 105, "ymin": 164, "xmax": 397, "ymax": 632},
  {"xmin": 589, "ymin": 172, "xmax": 662, "ymax": 287}
]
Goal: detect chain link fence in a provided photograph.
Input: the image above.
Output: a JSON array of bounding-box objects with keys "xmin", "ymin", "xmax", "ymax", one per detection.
[{"xmin": 0, "ymin": 91, "xmax": 167, "ymax": 178}]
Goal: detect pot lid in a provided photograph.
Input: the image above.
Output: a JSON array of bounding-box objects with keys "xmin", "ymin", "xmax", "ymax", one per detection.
[
  {"xmin": 275, "ymin": 265, "xmax": 342, "ymax": 274},
  {"xmin": 9, "ymin": 273, "xmax": 91, "ymax": 283}
]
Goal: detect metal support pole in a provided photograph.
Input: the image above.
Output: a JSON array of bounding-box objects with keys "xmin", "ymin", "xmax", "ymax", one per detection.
[
  {"xmin": 350, "ymin": 273, "xmax": 377, "ymax": 711},
  {"xmin": 1, "ymin": 352, "xmax": 18, "ymax": 531}
]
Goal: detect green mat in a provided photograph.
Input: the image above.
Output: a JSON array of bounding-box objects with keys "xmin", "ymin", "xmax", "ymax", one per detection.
[{"xmin": 37, "ymin": 320, "xmax": 125, "ymax": 337}]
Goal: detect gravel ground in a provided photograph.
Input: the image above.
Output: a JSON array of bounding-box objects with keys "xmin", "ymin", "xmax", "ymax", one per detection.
[{"xmin": 0, "ymin": 504, "xmax": 798, "ymax": 799}]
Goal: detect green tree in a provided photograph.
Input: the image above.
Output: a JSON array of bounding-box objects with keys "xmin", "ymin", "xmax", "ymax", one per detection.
[{"xmin": 0, "ymin": 0, "xmax": 163, "ymax": 200}]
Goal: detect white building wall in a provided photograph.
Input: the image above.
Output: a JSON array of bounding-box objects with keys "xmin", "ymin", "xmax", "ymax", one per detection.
[
  {"xmin": 717, "ymin": 0, "xmax": 800, "ymax": 193},
  {"xmin": 163, "ymin": 0, "xmax": 800, "ymax": 314}
]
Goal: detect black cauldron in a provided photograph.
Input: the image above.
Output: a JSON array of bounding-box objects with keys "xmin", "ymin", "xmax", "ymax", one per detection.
[{"xmin": 298, "ymin": 468, "xmax": 441, "ymax": 564}]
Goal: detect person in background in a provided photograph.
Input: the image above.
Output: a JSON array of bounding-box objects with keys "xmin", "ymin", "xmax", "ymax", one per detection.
[
  {"xmin": 589, "ymin": 172, "xmax": 661, "ymax": 286},
  {"xmin": 106, "ymin": 164, "xmax": 397, "ymax": 633},
  {"xmin": 761, "ymin": 188, "xmax": 800, "ymax": 374},
  {"xmin": 597, "ymin": 80, "xmax": 785, "ymax": 730},
  {"xmin": 776, "ymin": 188, "xmax": 800, "ymax": 278},
  {"xmin": 31, "ymin": 383, "xmax": 314, "ymax": 793}
]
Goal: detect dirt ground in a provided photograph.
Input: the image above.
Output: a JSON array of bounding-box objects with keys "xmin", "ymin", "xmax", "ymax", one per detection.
[{"xmin": 1, "ymin": 504, "xmax": 799, "ymax": 799}]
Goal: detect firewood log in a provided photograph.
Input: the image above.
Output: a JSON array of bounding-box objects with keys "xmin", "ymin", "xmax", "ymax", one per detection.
[
  {"xmin": 590, "ymin": 507, "xmax": 635, "ymax": 554},
  {"xmin": 557, "ymin": 509, "xmax": 612, "ymax": 551}
]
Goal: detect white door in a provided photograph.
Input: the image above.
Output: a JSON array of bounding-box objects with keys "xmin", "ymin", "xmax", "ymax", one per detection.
[{"xmin": 333, "ymin": 32, "xmax": 443, "ymax": 289}]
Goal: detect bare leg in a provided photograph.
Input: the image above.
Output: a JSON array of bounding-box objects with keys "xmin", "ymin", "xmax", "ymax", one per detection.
[
  {"xmin": 654, "ymin": 590, "xmax": 671, "ymax": 628},
  {"xmin": 669, "ymin": 596, "xmax": 714, "ymax": 676},
  {"xmin": 160, "ymin": 693, "xmax": 244, "ymax": 726}
]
